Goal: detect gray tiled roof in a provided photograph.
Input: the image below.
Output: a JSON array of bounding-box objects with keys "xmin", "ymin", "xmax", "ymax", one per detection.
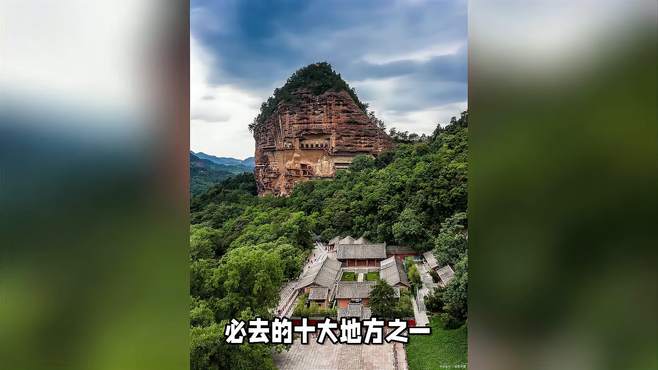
[
  {"xmin": 386, "ymin": 245, "xmax": 416, "ymax": 255},
  {"xmin": 354, "ymin": 236, "xmax": 370, "ymax": 244},
  {"xmin": 334, "ymin": 281, "xmax": 375, "ymax": 299},
  {"xmin": 308, "ymin": 287, "xmax": 329, "ymax": 300},
  {"xmin": 337, "ymin": 243, "xmax": 387, "ymax": 260},
  {"xmin": 327, "ymin": 236, "xmax": 341, "ymax": 245},
  {"xmin": 337, "ymin": 303, "xmax": 372, "ymax": 319},
  {"xmin": 379, "ymin": 257, "xmax": 410, "ymax": 287},
  {"xmin": 338, "ymin": 236, "xmax": 356, "ymax": 245},
  {"xmin": 423, "ymin": 251, "xmax": 439, "ymax": 269},
  {"xmin": 297, "ymin": 255, "xmax": 342, "ymax": 289},
  {"xmin": 437, "ymin": 265, "xmax": 455, "ymax": 285}
]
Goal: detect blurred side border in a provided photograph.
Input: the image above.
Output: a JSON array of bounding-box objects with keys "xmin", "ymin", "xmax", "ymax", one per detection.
[
  {"xmin": 0, "ymin": 1, "xmax": 190, "ymax": 370},
  {"xmin": 469, "ymin": 1, "xmax": 657, "ymax": 370}
]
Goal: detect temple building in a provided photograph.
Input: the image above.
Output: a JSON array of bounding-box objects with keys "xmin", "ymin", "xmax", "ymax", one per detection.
[
  {"xmin": 336, "ymin": 243, "xmax": 387, "ymax": 267},
  {"xmin": 379, "ymin": 257, "xmax": 411, "ymax": 289},
  {"xmin": 296, "ymin": 255, "xmax": 341, "ymax": 296}
]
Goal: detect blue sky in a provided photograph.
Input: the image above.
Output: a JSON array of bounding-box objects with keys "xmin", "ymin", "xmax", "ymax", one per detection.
[{"xmin": 191, "ymin": 0, "xmax": 467, "ymax": 158}]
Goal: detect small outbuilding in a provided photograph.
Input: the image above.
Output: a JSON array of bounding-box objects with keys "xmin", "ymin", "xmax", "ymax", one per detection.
[
  {"xmin": 436, "ymin": 265, "xmax": 455, "ymax": 287},
  {"xmin": 379, "ymin": 256, "xmax": 410, "ymax": 289},
  {"xmin": 334, "ymin": 281, "xmax": 400, "ymax": 309},
  {"xmin": 338, "ymin": 303, "xmax": 372, "ymax": 320},
  {"xmin": 422, "ymin": 251, "xmax": 439, "ymax": 270},
  {"xmin": 386, "ymin": 245, "xmax": 416, "ymax": 260},
  {"xmin": 334, "ymin": 281, "xmax": 375, "ymax": 308},
  {"xmin": 307, "ymin": 287, "xmax": 330, "ymax": 308},
  {"xmin": 297, "ymin": 255, "xmax": 342, "ymax": 292}
]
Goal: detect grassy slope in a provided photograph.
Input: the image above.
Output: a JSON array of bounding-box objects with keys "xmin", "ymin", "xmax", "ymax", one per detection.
[{"xmin": 406, "ymin": 316, "xmax": 468, "ymax": 370}]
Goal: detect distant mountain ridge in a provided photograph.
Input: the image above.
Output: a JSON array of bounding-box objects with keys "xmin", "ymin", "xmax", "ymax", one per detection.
[
  {"xmin": 190, "ymin": 152, "xmax": 254, "ymax": 195},
  {"xmin": 192, "ymin": 151, "xmax": 255, "ymax": 169}
]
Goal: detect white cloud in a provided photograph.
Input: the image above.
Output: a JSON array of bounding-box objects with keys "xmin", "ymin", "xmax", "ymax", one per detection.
[
  {"xmin": 190, "ymin": 37, "xmax": 261, "ymax": 159},
  {"xmin": 191, "ymin": 119, "xmax": 257, "ymax": 159},
  {"xmin": 380, "ymin": 102, "xmax": 468, "ymax": 134},
  {"xmin": 362, "ymin": 42, "xmax": 464, "ymax": 64},
  {"xmin": 0, "ymin": 0, "xmax": 153, "ymax": 112},
  {"xmin": 352, "ymin": 77, "xmax": 401, "ymax": 103},
  {"xmin": 353, "ymin": 77, "xmax": 465, "ymax": 133}
]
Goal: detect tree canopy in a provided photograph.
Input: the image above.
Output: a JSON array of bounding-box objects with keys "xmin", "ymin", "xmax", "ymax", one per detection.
[
  {"xmin": 433, "ymin": 212, "xmax": 468, "ymax": 267},
  {"xmin": 369, "ymin": 279, "xmax": 397, "ymax": 318}
]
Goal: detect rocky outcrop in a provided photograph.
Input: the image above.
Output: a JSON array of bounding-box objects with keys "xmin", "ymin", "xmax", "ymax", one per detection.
[{"xmin": 253, "ymin": 88, "xmax": 392, "ymax": 196}]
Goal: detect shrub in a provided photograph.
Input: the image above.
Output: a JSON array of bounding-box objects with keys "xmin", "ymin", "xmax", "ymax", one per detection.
[
  {"xmin": 407, "ymin": 263, "xmax": 421, "ymax": 286},
  {"xmin": 341, "ymin": 271, "xmax": 357, "ymax": 281},
  {"xmin": 395, "ymin": 290, "xmax": 415, "ymax": 318},
  {"xmin": 429, "ymin": 269, "xmax": 440, "ymax": 283},
  {"xmin": 438, "ymin": 312, "xmax": 463, "ymax": 330},
  {"xmin": 424, "ymin": 287, "xmax": 445, "ymax": 313},
  {"xmin": 292, "ymin": 296, "xmax": 336, "ymax": 317},
  {"xmin": 403, "ymin": 256, "xmax": 414, "ymax": 271},
  {"xmin": 350, "ymin": 155, "xmax": 376, "ymax": 171},
  {"xmin": 365, "ymin": 271, "xmax": 379, "ymax": 281}
]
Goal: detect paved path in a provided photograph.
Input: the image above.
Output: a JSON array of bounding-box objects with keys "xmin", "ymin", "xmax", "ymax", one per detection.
[
  {"xmin": 274, "ymin": 333, "xmax": 408, "ymax": 370},
  {"xmin": 303, "ymin": 242, "xmax": 328, "ymax": 272},
  {"xmin": 412, "ymin": 291, "xmax": 429, "ymax": 326},
  {"xmin": 412, "ymin": 262, "xmax": 437, "ymax": 327},
  {"xmin": 418, "ymin": 263, "xmax": 438, "ymax": 290},
  {"xmin": 276, "ymin": 281, "xmax": 299, "ymax": 317}
]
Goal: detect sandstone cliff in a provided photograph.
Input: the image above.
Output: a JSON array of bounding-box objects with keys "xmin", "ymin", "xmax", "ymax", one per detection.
[{"xmin": 252, "ymin": 63, "xmax": 392, "ymax": 196}]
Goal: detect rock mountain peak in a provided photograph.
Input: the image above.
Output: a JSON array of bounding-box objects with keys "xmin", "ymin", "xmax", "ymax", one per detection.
[{"xmin": 253, "ymin": 63, "xmax": 392, "ymax": 196}]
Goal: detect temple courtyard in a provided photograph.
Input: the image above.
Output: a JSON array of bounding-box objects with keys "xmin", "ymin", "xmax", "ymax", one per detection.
[{"xmin": 273, "ymin": 333, "xmax": 408, "ymax": 370}]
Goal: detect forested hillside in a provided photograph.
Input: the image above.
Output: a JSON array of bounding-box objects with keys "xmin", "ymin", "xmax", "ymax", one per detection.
[
  {"xmin": 190, "ymin": 152, "xmax": 255, "ymax": 196},
  {"xmin": 190, "ymin": 111, "xmax": 468, "ymax": 370}
]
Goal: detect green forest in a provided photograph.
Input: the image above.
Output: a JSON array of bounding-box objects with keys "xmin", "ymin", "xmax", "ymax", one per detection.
[
  {"xmin": 190, "ymin": 111, "xmax": 468, "ymax": 370},
  {"xmin": 190, "ymin": 153, "xmax": 255, "ymax": 196}
]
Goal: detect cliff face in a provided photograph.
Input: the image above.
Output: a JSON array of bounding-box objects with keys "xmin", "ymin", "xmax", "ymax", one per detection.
[{"xmin": 253, "ymin": 86, "xmax": 392, "ymax": 196}]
